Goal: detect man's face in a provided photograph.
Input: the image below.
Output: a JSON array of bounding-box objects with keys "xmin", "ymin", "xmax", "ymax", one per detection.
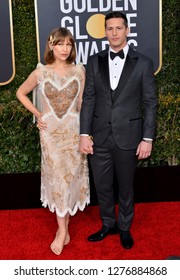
[{"xmin": 105, "ymin": 17, "xmax": 129, "ymax": 51}]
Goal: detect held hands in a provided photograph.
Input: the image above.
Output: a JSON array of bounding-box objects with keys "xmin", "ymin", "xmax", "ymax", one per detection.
[
  {"xmin": 36, "ymin": 113, "xmax": 47, "ymax": 130},
  {"xmin": 136, "ymin": 140, "xmax": 152, "ymax": 160},
  {"xmin": 79, "ymin": 136, "xmax": 94, "ymax": 155}
]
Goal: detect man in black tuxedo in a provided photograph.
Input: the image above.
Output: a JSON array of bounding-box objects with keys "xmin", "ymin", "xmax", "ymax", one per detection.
[{"xmin": 79, "ymin": 12, "xmax": 157, "ymax": 249}]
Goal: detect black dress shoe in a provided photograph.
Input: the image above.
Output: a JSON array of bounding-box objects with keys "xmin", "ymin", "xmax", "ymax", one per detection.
[
  {"xmin": 88, "ymin": 225, "xmax": 118, "ymax": 242},
  {"xmin": 119, "ymin": 230, "xmax": 134, "ymax": 249}
]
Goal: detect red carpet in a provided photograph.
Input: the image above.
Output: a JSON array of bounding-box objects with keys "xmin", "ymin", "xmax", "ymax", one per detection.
[{"xmin": 0, "ymin": 202, "xmax": 180, "ymax": 260}]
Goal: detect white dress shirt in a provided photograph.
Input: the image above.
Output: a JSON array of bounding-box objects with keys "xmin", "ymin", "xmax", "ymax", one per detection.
[{"xmin": 109, "ymin": 44, "xmax": 129, "ymax": 90}]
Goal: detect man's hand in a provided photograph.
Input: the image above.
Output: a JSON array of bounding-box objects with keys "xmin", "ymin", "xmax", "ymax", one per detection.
[
  {"xmin": 136, "ymin": 140, "xmax": 152, "ymax": 160},
  {"xmin": 79, "ymin": 136, "xmax": 94, "ymax": 155}
]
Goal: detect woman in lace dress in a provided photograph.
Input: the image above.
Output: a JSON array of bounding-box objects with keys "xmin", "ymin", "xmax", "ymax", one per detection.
[{"xmin": 16, "ymin": 27, "xmax": 90, "ymax": 255}]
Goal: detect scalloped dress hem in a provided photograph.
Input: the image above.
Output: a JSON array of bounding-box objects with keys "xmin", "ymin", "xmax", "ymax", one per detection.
[{"xmin": 41, "ymin": 198, "xmax": 90, "ymax": 218}]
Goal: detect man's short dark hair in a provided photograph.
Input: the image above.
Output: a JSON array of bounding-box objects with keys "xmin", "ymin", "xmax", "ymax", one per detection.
[{"xmin": 105, "ymin": 12, "xmax": 128, "ymax": 28}]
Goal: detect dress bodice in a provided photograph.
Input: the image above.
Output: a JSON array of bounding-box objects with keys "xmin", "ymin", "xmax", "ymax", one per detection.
[{"xmin": 33, "ymin": 63, "xmax": 84, "ymax": 121}]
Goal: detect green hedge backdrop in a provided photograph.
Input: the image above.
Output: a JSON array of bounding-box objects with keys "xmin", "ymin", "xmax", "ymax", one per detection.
[{"xmin": 0, "ymin": 0, "xmax": 179, "ymax": 173}]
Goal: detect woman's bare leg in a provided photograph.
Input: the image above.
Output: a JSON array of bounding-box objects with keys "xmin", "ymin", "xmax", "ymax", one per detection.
[
  {"xmin": 50, "ymin": 215, "xmax": 67, "ymax": 255},
  {"xmin": 64, "ymin": 213, "xmax": 70, "ymax": 245}
]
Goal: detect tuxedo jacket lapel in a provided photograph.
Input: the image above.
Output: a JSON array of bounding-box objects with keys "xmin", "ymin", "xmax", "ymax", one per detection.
[
  {"xmin": 98, "ymin": 52, "xmax": 111, "ymax": 94},
  {"xmin": 113, "ymin": 49, "xmax": 138, "ymax": 103}
]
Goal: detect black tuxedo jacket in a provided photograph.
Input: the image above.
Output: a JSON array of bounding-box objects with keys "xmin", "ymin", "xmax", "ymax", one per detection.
[{"xmin": 80, "ymin": 46, "xmax": 157, "ymax": 150}]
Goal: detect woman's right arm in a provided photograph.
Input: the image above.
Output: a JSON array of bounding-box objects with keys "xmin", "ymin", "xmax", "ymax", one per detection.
[{"xmin": 16, "ymin": 69, "xmax": 42, "ymax": 119}]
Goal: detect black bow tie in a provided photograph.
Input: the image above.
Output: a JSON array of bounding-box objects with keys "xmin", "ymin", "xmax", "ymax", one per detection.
[{"xmin": 110, "ymin": 49, "xmax": 124, "ymax": 60}]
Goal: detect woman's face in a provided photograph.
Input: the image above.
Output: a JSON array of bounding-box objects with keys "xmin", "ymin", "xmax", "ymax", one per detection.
[{"xmin": 51, "ymin": 37, "xmax": 72, "ymax": 62}]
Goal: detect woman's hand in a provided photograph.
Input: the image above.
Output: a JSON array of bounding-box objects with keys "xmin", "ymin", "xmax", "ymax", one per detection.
[
  {"xmin": 79, "ymin": 136, "xmax": 94, "ymax": 155},
  {"xmin": 36, "ymin": 113, "xmax": 47, "ymax": 130}
]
